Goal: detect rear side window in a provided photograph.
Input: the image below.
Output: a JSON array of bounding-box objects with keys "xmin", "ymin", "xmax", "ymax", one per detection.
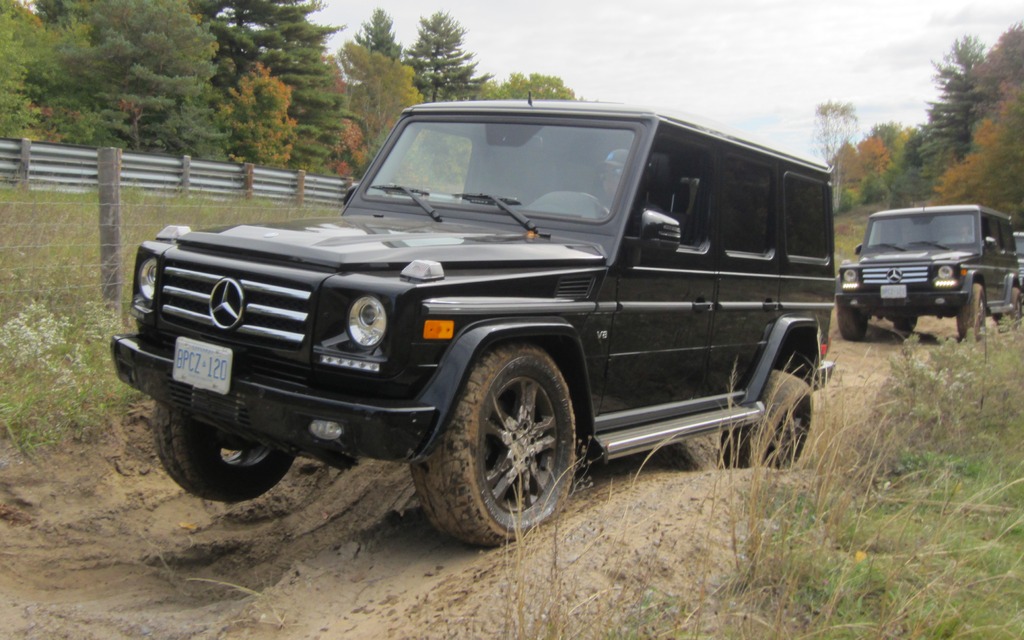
[
  {"xmin": 722, "ymin": 156, "xmax": 773, "ymax": 256},
  {"xmin": 784, "ymin": 173, "xmax": 829, "ymax": 260}
]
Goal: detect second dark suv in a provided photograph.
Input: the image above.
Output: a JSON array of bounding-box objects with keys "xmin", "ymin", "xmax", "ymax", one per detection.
[
  {"xmin": 836, "ymin": 205, "xmax": 1021, "ymax": 341},
  {"xmin": 112, "ymin": 101, "xmax": 835, "ymax": 546}
]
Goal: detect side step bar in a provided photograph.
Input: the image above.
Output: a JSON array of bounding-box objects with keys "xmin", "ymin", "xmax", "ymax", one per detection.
[{"xmin": 595, "ymin": 404, "xmax": 765, "ymax": 461}]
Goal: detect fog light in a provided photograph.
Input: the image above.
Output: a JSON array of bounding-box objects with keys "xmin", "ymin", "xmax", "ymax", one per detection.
[
  {"xmin": 936, "ymin": 297, "xmax": 946, "ymax": 305},
  {"xmin": 309, "ymin": 419, "xmax": 344, "ymax": 440}
]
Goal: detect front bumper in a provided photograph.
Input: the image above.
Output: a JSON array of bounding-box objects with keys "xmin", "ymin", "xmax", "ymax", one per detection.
[
  {"xmin": 111, "ymin": 334, "xmax": 437, "ymax": 466},
  {"xmin": 835, "ymin": 282, "xmax": 971, "ymax": 318}
]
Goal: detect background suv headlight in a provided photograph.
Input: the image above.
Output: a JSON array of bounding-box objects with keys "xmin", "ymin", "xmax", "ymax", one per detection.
[{"xmin": 348, "ymin": 296, "xmax": 387, "ymax": 348}]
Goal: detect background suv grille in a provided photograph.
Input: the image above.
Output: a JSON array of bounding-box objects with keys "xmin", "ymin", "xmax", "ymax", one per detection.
[
  {"xmin": 160, "ymin": 265, "xmax": 312, "ymax": 350},
  {"xmin": 862, "ymin": 265, "xmax": 929, "ymax": 285}
]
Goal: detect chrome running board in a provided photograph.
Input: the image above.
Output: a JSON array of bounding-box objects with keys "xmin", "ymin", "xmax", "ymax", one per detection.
[{"xmin": 595, "ymin": 404, "xmax": 764, "ymax": 460}]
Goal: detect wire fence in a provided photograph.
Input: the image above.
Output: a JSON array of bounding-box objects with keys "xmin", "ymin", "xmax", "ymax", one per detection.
[
  {"xmin": 0, "ymin": 185, "xmax": 342, "ymax": 324},
  {"xmin": 0, "ymin": 138, "xmax": 351, "ymax": 323}
]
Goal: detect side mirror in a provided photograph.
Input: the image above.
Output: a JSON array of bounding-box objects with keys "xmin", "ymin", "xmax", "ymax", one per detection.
[
  {"xmin": 641, "ymin": 209, "xmax": 681, "ymax": 250},
  {"xmin": 855, "ymin": 243, "xmax": 862, "ymax": 255},
  {"xmin": 985, "ymin": 236, "xmax": 998, "ymax": 251}
]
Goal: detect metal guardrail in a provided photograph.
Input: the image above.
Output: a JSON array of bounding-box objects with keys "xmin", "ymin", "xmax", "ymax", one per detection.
[{"xmin": 0, "ymin": 137, "xmax": 352, "ymax": 204}]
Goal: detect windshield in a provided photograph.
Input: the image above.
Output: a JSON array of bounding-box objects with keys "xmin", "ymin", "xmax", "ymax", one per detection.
[
  {"xmin": 864, "ymin": 213, "xmax": 977, "ymax": 253},
  {"xmin": 366, "ymin": 120, "xmax": 637, "ymax": 221}
]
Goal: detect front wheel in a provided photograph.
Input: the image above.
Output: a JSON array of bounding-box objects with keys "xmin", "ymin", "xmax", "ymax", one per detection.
[
  {"xmin": 837, "ymin": 304, "xmax": 868, "ymax": 341},
  {"xmin": 956, "ymin": 283, "xmax": 986, "ymax": 342},
  {"xmin": 410, "ymin": 344, "xmax": 577, "ymax": 546},
  {"xmin": 151, "ymin": 403, "xmax": 294, "ymax": 502}
]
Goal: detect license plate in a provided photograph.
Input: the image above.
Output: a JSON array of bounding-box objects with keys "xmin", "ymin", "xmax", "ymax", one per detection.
[
  {"xmin": 172, "ymin": 337, "xmax": 232, "ymax": 395},
  {"xmin": 880, "ymin": 284, "xmax": 907, "ymax": 299}
]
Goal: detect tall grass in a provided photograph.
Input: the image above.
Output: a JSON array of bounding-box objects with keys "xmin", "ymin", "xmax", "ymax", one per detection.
[
  {"xmin": 0, "ymin": 188, "xmax": 339, "ymax": 451},
  {"xmin": 708, "ymin": 331, "xmax": 1024, "ymax": 638}
]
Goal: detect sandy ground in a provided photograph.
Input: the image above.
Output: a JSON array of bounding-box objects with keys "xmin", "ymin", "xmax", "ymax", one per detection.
[{"xmin": 0, "ymin": 316, "xmax": 962, "ymax": 639}]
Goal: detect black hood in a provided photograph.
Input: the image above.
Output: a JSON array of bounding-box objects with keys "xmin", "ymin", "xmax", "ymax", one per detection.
[
  {"xmin": 857, "ymin": 249, "xmax": 978, "ymax": 265},
  {"xmin": 173, "ymin": 215, "xmax": 607, "ymax": 270}
]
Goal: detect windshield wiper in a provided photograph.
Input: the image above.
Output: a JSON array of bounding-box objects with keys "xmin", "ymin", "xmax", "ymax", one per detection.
[
  {"xmin": 906, "ymin": 240, "xmax": 952, "ymax": 250},
  {"xmin": 370, "ymin": 184, "xmax": 442, "ymax": 222},
  {"xmin": 869, "ymin": 242, "xmax": 906, "ymax": 252},
  {"xmin": 454, "ymin": 193, "xmax": 541, "ymax": 235}
]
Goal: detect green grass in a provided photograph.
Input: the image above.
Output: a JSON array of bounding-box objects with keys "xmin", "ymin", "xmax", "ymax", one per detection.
[
  {"xmin": 683, "ymin": 332, "xmax": 1024, "ymax": 639},
  {"xmin": 0, "ymin": 187, "xmax": 338, "ymax": 451}
]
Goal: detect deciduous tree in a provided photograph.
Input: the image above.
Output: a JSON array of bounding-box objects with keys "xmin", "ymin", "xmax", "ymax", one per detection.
[
  {"xmin": 219, "ymin": 63, "xmax": 297, "ymax": 166},
  {"xmin": 480, "ymin": 72, "xmax": 577, "ymax": 100},
  {"xmin": 813, "ymin": 100, "xmax": 859, "ymax": 211},
  {"xmin": 0, "ymin": 2, "xmax": 36, "ymax": 136},
  {"xmin": 338, "ymin": 41, "xmax": 420, "ymax": 173}
]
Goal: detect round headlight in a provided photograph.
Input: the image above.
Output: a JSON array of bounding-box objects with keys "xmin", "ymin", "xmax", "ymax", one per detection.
[
  {"xmin": 937, "ymin": 265, "xmax": 954, "ymax": 279},
  {"xmin": 842, "ymin": 269, "xmax": 858, "ymax": 283},
  {"xmin": 138, "ymin": 257, "xmax": 158, "ymax": 301},
  {"xmin": 348, "ymin": 296, "xmax": 387, "ymax": 348}
]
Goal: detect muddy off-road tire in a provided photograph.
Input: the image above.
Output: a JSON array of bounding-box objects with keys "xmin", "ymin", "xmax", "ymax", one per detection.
[
  {"xmin": 956, "ymin": 282, "xmax": 986, "ymax": 342},
  {"xmin": 837, "ymin": 304, "xmax": 868, "ymax": 341},
  {"xmin": 410, "ymin": 344, "xmax": 576, "ymax": 546},
  {"xmin": 720, "ymin": 370, "xmax": 811, "ymax": 469},
  {"xmin": 152, "ymin": 403, "xmax": 294, "ymax": 502}
]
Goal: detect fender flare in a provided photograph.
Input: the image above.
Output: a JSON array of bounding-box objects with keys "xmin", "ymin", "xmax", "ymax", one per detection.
[
  {"xmin": 412, "ymin": 317, "xmax": 591, "ymax": 460},
  {"xmin": 739, "ymin": 315, "xmax": 822, "ymax": 406}
]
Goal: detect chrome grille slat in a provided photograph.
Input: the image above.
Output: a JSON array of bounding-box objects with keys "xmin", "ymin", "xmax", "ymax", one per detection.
[{"xmin": 159, "ymin": 263, "xmax": 312, "ymax": 350}]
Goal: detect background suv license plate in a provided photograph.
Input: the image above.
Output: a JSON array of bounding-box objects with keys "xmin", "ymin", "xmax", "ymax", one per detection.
[
  {"xmin": 880, "ymin": 284, "xmax": 907, "ymax": 299},
  {"xmin": 172, "ymin": 337, "xmax": 232, "ymax": 395}
]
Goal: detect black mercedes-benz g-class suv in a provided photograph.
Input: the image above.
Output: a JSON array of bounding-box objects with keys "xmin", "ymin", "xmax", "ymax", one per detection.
[
  {"xmin": 836, "ymin": 205, "xmax": 1021, "ymax": 342},
  {"xmin": 112, "ymin": 101, "xmax": 835, "ymax": 546}
]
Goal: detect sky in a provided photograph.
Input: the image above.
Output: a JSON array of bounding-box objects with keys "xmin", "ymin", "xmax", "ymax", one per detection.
[{"xmin": 314, "ymin": 1, "xmax": 1021, "ymax": 159}]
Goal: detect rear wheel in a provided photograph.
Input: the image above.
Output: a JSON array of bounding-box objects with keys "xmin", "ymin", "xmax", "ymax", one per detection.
[
  {"xmin": 151, "ymin": 403, "xmax": 294, "ymax": 502},
  {"xmin": 837, "ymin": 305, "xmax": 868, "ymax": 341},
  {"xmin": 956, "ymin": 283, "xmax": 986, "ymax": 341},
  {"xmin": 410, "ymin": 344, "xmax": 576, "ymax": 546},
  {"xmin": 720, "ymin": 371, "xmax": 811, "ymax": 469}
]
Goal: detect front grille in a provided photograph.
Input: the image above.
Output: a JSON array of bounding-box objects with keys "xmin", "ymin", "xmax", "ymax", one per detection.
[
  {"xmin": 159, "ymin": 265, "xmax": 311, "ymax": 350},
  {"xmin": 862, "ymin": 265, "xmax": 930, "ymax": 285}
]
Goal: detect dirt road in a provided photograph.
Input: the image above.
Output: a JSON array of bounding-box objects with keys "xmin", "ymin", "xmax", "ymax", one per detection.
[{"xmin": 0, "ymin": 317, "xmax": 955, "ymax": 639}]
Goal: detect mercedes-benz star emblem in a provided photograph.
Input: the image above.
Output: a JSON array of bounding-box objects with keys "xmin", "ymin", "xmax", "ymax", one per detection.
[
  {"xmin": 885, "ymin": 268, "xmax": 904, "ymax": 283},
  {"xmin": 209, "ymin": 278, "xmax": 245, "ymax": 330}
]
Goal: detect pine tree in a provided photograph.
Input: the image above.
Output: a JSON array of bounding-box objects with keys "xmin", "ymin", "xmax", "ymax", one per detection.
[
  {"xmin": 72, "ymin": 0, "xmax": 220, "ymax": 154},
  {"xmin": 195, "ymin": 0, "xmax": 345, "ymax": 171},
  {"xmin": 922, "ymin": 35, "xmax": 986, "ymax": 170},
  {"xmin": 354, "ymin": 8, "xmax": 402, "ymax": 60},
  {"xmin": 404, "ymin": 11, "xmax": 491, "ymax": 103}
]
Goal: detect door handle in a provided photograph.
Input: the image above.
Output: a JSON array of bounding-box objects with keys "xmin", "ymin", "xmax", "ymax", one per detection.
[
  {"xmin": 693, "ymin": 300, "xmax": 713, "ymax": 313},
  {"xmin": 762, "ymin": 299, "xmax": 781, "ymax": 311}
]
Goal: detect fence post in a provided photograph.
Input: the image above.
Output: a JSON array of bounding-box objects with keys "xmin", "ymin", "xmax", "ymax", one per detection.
[
  {"xmin": 98, "ymin": 147, "xmax": 122, "ymax": 310},
  {"xmin": 296, "ymin": 170, "xmax": 305, "ymax": 206},
  {"xmin": 244, "ymin": 163, "xmax": 254, "ymax": 198},
  {"xmin": 16, "ymin": 138, "xmax": 31, "ymax": 188},
  {"xmin": 181, "ymin": 155, "xmax": 191, "ymax": 196}
]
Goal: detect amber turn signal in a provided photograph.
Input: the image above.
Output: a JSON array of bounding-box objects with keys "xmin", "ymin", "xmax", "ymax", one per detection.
[{"xmin": 423, "ymin": 320, "xmax": 454, "ymax": 340}]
